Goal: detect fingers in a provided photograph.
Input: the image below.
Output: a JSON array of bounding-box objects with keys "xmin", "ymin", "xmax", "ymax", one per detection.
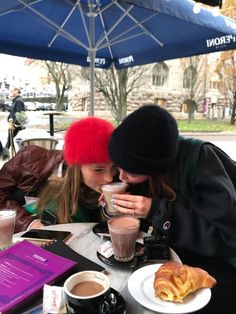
[
  {"xmin": 113, "ymin": 198, "xmax": 135, "ymax": 210},
  {"xmin": 112, "ymin": 194, "xmax": 142, "ymax": 210},
  {"xmin": 112, "ymin": 204, "xmax": 136, "ymax": 216},
  {"xmin": 111, "ymin": 194, "xmax": 136, "ymax": 215},
  {"xmin": 112, "ymin": 193, "xmax": 135, "ymax": 201},
  {"xmin": 112, "ymin": 194, "xmax": 139, "ymax": 213},
  {"xmin": 30, "ymin": 220, "xmax": 44, "ymax": 229},
  {"xmin": 112, "ymin": 195, "xmax": 152, "ymax": 218},
  {"xmin": 112, "ymin": 198, "xmax": 138, "ymax": 218},
  {"xmin": 98, "ymin": 194, "xmax": 104, "ymax": 202}
]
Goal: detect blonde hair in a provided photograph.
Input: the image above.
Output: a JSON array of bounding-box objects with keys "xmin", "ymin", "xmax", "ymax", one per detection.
[{"xmin": 37, "ymin": 165, "xmax": 98, "ymax": 223}]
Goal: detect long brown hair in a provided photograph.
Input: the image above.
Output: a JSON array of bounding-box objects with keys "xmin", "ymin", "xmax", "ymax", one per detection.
[
  {"xmin": 148, "ymin": 174, "xmax": 176, "ymax": 201},
  {"xmin": 38, "ymin": 165, "xmax": 98, "ymax": 223}
]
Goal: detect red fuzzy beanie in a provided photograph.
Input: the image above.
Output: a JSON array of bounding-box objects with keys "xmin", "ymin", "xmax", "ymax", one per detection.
[{"xmin": 64, "ymin": 117, "xmax": 114, "ymax": 165}]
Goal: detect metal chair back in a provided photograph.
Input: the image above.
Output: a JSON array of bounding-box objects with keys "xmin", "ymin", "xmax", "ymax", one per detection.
[{"xmin": 20, "ymin": 138, "xmax": 59, "ymax": 150}]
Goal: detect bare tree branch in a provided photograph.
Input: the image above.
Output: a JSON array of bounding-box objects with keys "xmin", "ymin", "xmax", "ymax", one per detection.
[{"xmin": 94, "ymin": 65, "xmax": 148, "ymax": 123}]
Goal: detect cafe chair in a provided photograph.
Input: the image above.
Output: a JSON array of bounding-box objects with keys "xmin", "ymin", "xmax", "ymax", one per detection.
[{"xmin": 20, "ymin": 137, "xmax": 59, "ymax": 150}]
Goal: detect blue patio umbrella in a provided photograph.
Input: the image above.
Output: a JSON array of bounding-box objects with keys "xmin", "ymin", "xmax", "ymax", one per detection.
[{"xmin": 0, "ymin": 0, "xmax": 235, "ymax": 115}]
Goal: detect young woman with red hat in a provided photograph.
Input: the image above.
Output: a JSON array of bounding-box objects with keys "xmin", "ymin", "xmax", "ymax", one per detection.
[
  {"xmin": 37, "ymin": 117, "xmax": 117, "ymax": 224},
  {"xmin": 0, "ymin": 117, "xmax": 117, "ymax": 232}
]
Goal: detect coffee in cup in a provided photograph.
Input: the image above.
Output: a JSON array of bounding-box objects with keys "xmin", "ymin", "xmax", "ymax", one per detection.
[
  {"xmin": 101, "ymin": 182, "xmax": 127, "ymax": 216},
  {"xmin": 64, "ymin": 271, "xmax": 110, "ymax": 314},
  {"xmin": 107, "ymin": 215, "xmax": 140, "ymax": 262},
  {"xmin": 70, "ymin": 280, "xmax": 104, "ymax": 297},
  {"xmin": 0, "ymin": 210, "xmax": 16, "ymax": 251}
]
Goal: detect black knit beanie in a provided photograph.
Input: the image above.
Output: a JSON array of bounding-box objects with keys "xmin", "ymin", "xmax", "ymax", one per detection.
[{"xmin": 109, "ymin": 105, "xmax": 179, "ymax": 175}]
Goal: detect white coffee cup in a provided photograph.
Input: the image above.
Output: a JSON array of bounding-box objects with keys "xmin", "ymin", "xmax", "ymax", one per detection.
[{"xmin": 0, "ymin": 210, "xmax": 16, "ymax": 250}]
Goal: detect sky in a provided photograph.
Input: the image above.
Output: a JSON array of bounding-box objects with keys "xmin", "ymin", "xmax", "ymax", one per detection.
[
  {"xmin": 0, "ymin": 53, "xmax": 43, "ymax": 90},
  {"xmin": 0, "ymin": 54, "xmax": 25, "ymax": 76}
]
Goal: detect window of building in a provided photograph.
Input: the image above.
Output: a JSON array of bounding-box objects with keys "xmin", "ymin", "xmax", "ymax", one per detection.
[
  {"xmin": 152, "ymin": 63, "xmax": 169, "ymax": 87},
  {"xmin": 209, "ymin": 81, "xmax": 218, "ymax": 89},
  {"xmin": 154, "ymin": 98, "xmax": 167, "ymax": 108},
  {"xmin": 209, "ymin": 73, "xmax": 220, "ymax": 90},
  {"xmin": 183, "ymin": 66, "xmax": 197, "ymax": 89}
]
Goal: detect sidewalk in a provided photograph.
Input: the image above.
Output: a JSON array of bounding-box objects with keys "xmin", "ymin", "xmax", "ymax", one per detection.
[{"xmin": 180, "ymin": 132, "xmax": 236, "ymax": 141}]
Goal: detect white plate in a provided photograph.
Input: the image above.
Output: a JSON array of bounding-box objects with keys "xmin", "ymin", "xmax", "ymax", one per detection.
[{"xmin": 128, "ymin": 263, "xmax": 211, "ymax": 314}]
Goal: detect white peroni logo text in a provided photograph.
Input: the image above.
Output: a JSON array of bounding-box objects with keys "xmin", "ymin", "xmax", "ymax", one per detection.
[
  {"xmin": 87, "ymin": 56, "xmax": 106, "ymax": 65},
  {"xmin": 118, "ymin": 55, "xmax": 134, "ymax": 65},
  {"xmin": 206, "ymin": 35, "xmax": 235, "ymax": 48}
]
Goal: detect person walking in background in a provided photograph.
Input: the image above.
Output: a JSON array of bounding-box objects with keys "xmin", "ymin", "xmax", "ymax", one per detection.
[
  {"xmin": 108, "ymin": 104, "xmax": 236, "ymax": 314},
  {"xmin": 5, "ymin": 87, "xmax": 25, "ymax": 152},
  {"xmin": 0, "ymin": 117, "xmax": 117, "ymax": 232}
]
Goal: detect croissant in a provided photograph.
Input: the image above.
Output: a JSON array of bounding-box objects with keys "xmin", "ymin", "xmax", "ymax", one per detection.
[{"xmin": 154, "ymin": 261, "xmax": 217, "ymax": 303}]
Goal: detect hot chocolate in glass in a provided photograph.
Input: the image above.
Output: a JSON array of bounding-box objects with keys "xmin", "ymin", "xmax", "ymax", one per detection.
[{"xmin": 108, "ymin": 216, "xmax": 140, "ymax": 262}]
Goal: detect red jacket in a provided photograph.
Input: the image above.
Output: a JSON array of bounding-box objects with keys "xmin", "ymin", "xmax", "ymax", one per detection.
[{"xmin": 0, "ymin": 145, "xmax": 63, "ymax": 232}]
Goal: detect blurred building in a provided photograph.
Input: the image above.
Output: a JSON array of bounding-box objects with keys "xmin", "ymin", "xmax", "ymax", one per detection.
[{"xmin": 70, "ymin": 52, "xmax": 230, "ymax": 119}]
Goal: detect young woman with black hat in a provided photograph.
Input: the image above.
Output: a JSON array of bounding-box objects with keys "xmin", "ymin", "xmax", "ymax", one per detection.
[{"xmin": 108, "ymin": 104, "xmax": 236, "ymax": 314}]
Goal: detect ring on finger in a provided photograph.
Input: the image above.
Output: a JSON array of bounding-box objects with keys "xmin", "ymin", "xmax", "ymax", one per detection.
[{"xmin": 133, "ymin": 202, "xmax": 136, "ymax": 216}]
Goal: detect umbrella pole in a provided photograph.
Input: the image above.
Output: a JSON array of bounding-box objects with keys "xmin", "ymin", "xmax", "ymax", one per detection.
[
  {"xmin": 89, "ymin": 9, "xmax": 95, "ymax": 117},
  {"xmin": 89, "ymin": 49, "xmax": 95, "ymax": 116}
]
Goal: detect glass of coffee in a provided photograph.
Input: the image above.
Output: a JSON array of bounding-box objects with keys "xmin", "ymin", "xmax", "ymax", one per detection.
[
  {"xmin": 107, "ymin": 215, "xmax": 140, "ymax": 262},
  {"xmin": 0, "ymin": 210, "xmax": 16, "ymax": 251},
  {"xmin": 101, "ymin": 182, "xmax": 127, "ymax": 216},
  {"xmin": 64, "ymin": 271, "xmax": 110, "ymax": 314}
]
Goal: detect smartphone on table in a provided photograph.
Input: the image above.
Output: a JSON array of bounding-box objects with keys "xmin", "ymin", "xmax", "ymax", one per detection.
[{"xmin": 20, "ymin": 229, "xmax": 72, "ymax": 244}]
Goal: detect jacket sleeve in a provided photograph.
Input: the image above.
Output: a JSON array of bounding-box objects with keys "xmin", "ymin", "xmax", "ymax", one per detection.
[
  {"xmin": 0, "ymin": 153, "xmax": 22, "ymax": 205},
  {"xmin": 147, "ymin": 144, "xmax": 236, "ymax": 258},
  {"xmin": 0, "ymin": 152, "xmax": 35, "ymax": 232},
  {"xmin": 0, "ymin": 146, "xmax": 63, "ymax": 232}
]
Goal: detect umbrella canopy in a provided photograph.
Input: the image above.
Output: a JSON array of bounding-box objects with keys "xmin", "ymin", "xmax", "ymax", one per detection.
[{"xmin": 0, "ymin": 0, "xmax": 235, "ymax": 115}]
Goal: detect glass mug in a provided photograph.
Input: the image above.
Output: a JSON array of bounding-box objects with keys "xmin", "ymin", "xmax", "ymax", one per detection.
[
  {"xmin": 0, "ymin": 209, "xmax": 16, "ymax": 251},
  {"xmin": 101, "ymin": 182, "xmax": 127, "ymax": 216},
  {"xmin": 107, "ymin": 215, "xmax": 140, "ymax": 262}
]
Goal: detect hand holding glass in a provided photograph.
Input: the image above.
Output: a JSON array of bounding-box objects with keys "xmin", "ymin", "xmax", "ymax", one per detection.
[{"xmin": 101, "ymin": 182, "xmax": 127, "ymax": 216}]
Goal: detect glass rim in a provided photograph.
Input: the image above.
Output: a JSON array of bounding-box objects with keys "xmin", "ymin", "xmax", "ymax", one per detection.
[
  {"xmin": 102, "ymin": 182, "xmax": 127, "ymax": 188},
  {"xmin": 107, "ymin": 215, "xmax": 140, "ymax": 229},
  {"xmin": 0, "ymin": 210, "xmax": 16, "ymax": 217},
  {"xmin": 64, "ymin": 271, "xmax": 110, "ymax": 300}
]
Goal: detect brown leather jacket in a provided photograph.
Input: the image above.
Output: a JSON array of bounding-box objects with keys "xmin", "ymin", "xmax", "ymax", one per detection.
[{"xmin": 0, "ymin": 145, "xmax": 63, "ymax": 232}]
